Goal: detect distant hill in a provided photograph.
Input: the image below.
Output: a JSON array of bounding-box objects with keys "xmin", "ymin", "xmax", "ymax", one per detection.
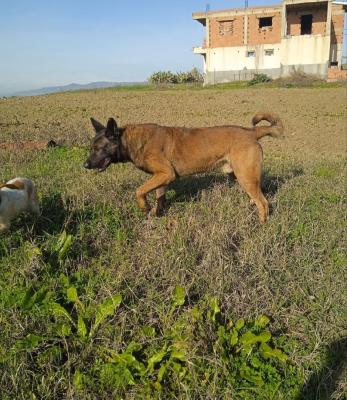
[{"xmin": 12, "ymin": 81, "xmax": 147, "ymax": 97}]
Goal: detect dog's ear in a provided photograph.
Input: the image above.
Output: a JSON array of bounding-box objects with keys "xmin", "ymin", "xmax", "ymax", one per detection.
[
  {"xmin": 90, "ymin": 117, "xmax": 105, "ymax": 133},
  {"xmin": 105, "ymin": 117, "xmax": 119, "ymax": 139}
]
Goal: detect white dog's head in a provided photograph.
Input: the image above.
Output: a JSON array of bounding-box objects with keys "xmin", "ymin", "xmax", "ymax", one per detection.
[{"xmin": 0, "ymin": 177, "xmax": 40, "ymax": 232}]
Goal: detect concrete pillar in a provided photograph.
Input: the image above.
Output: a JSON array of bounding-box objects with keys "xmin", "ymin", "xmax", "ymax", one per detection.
[
  {"xmin": 281, "ymin": 2, "xmax": 287, "ymax": 38},
  {"xmin": 326, "ymin": 0, "xmax": 332, "ymax": 37},
  {"xmin": 326, "ymin": 0, "xmax": 332, "ymax": 67},
  {"xmin": 244, "ymin": 14, "xmax": 248, "ymax": 45},
  {"xmin": 206, "ymin": 18, "xmax": 210, "ymax": 47}
]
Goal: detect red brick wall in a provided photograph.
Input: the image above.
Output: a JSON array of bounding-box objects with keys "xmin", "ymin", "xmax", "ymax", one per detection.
[
  {"xmin": 331, "ymin": 5, "xmax": 345, "ymax": 45},
  {"xmin": 248, "ymin": 12, "xmax": 281, "ymax": 45},
  {"xmin": 209, "ymin": 11, "xmax": 281, "ymax": 47},
  {"xmin": 209, "ymin": 16, "xmax": 244, "ymax": 47},
  {"xmin": 207, "ymin": 4, "xmax": 344, "ymax": 49},
  {"xmin": 328, "ymin": 68, "xmax": 347, "ymax": 81},
  {"xmin": 287, "ymin": 6, "xmax": 327, "ymax": 36}
]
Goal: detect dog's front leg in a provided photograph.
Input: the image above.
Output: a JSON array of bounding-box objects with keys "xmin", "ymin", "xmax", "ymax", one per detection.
[{"xmin": 136, "ymin": 172, "xmax": 174, "ymax": 216}]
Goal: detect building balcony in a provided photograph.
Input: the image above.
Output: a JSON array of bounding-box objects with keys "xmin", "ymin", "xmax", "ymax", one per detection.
[{"xmin": 193, "ymin": 46, "xmax": 207, "ymax": 54}]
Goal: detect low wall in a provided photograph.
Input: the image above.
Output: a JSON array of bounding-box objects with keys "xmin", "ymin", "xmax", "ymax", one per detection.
[
  {"xmin": 204, "ymin": 68, "xmax": 281, "ymax": 84},
  {"xmin": 327, "ymin": 68, "xmax": 347, "ymax": 81}
]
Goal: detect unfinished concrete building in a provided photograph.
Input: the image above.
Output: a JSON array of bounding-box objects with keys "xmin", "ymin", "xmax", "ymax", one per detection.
[{"xmin": 193, "ymin": 0, "xmax": 347, "ymax": 83}]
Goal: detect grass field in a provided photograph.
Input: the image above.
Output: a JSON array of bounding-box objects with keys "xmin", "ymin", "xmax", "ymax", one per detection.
[{"xmin": 0, "ymin": 84, "xmax": 346, "ymax": 399}]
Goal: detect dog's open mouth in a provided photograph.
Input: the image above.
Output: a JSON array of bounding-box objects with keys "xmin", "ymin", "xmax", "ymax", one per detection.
[{"xmin": 98, "ymin": 157, "xmax": 111, "ymax": 172}]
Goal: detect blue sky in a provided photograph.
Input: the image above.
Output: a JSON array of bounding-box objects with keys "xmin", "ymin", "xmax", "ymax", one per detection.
[
  {"xmin": 0, "ymin": 0, "xmax": 346, "ymax": 95},
  {"xmin": 0, "ymin": 0, "xmax": 280, "ymax": 95}
]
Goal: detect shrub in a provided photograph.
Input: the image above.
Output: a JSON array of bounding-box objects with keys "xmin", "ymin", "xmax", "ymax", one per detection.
[
  {"xmin": 248, "ymin": 73, "xmax": 272, "ymax": 86},
  {"xmin": 148, "ymin": 68, "xmax": 203, "ymax": 85}
]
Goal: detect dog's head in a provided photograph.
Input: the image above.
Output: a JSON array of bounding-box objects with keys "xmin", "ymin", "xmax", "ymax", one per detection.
[{"xmin": 84, "ymin": 117, "xmax": 121, "ymax": 172}]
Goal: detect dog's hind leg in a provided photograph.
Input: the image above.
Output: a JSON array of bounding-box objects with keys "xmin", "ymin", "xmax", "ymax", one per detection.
[
  {"xmin": 149, "ymin": 185, "xmax": 167, "ymax": 217},
  {"xmin": 221, "ymin": 162, "xmax": 236, "ymax": 183},
  {"xmin": 238, "ymin": 178, "xmax": 268, "ymax": 223},
  {"xmin": 28, "ymin": 183, "xmax": 40, "ymax": 215},
  {"xmin": 231, "ymin": 144, "xmax": 268, "ymax": 223}
]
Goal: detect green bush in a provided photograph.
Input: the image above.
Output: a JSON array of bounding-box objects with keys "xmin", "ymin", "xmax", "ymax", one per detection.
[
  {"xmin": 248, "ymin": 73, "xmax": 272, "ymax": 86},
  {"xmin": 3, "ymin": 261, "xmax": 302, "ymax": 399},
  {"xmin": 149, "ymin": 68, "xmax": 203, "ymax": 85}
]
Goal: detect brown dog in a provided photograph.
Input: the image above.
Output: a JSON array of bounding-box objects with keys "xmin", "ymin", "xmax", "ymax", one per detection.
[{"xmin": 84, "ymin": 113, "xmax": 283, "ymax": 223}]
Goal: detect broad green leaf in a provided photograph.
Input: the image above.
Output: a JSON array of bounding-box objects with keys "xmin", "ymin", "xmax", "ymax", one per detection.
[
  {"xmin": 66, "ymin": 286, "xmax": 79, "ymax": 303},
  {"xmin": 229, "ymin": 328, "xmax": 239, "ymax": 346},
  {"xmin": 126, "ymin": 341, "xmax": 142, "ymax": 354},
  {"xmin": 48, "ymin": 302, "xmax": 73, "ymax": 322},
  {"xmin": 157, "ymin": 362, "xmax": 167, "ymax": 382},
  {"xmin": 73, "ymin": 370, "xmax": 85, "ymax": 390},
  {"xmin": 21, "ymin": 286, "xmax": 48, "ymax": 310},
  {"xmin": 59, "ymin": 273, "xmax": 70, "ymax": 287},
  {"xmin": 240, "ymin": 364, "xmax": 264, "ymax": 386},
  {"xmin": 55, "ymin": 323, "xmax": 72, "ymax": 337},
  {"xmin": 122, "ymin": 368, "xmax": 136, "ymax": 385},
  {"xmin": 210, "ymin": 297, "xmax": 220, "ymax": 314},
  {"xmin": 25, "ymin": 245, "xmax": 41, "ymax": 260},
  {"xmin": 14, "ymin": 334, "xmax": 44, "ymax": 351},
  {"xmin": 54, "ymin": 231, "xmax": 67, "ymax": 252},
  {"xmin": 259, "ymin": 343, "xmax": 288, "ymax": 362},
  {"xmin": 235, "ymin": 318, "xmax": 245, "ymax": 331},
  {"xmin": 240, "ymin": 330, "xmax": 271, "ymax": 346},
  {"xmin": 170, "ymin": 349, "xmax": 187, "ymax": 362},
  {"xmin": 172, "ymin": 361, "xmax": 183, "ymax": 373},
  {"xmin": 190, "ymin": 305, "xmax": 202, "ymax": 322},
  {"xmin": 77, "ymin": 316, "xmax": 87, "ymax": 338},
  {"xmin": 66, "ymin": 286, "xmax": 84, "ymax": 311},
  {"xmin": 207, "ymin": 297, "xmax": 220, "ymax": 322},
  {"xmin": 256, "ymin": 330, "xmax": 272, "ymax": 343},
  {"xmin": 172, "ymin": 285, "xmax": 185, "ymax": 307},
  {"xmin": 148, "ymin": 347, "xmax": 167, "ymax": 372},
  {"xmin": 240, "ymin": 331, "xmax": 257, "ymax": 346},
  {"xmin": 58, "ymin": 234, "xmax": 73, "ymax": 260},
  {"xmin": 142, "ymin": 326, "xmax": 156, "ymax": 337},
  {"xmin": 255, "ymin": 315, "xmax": 270, "ymax": 328},
  {"xmin": 89, "ymin": 294, "xmax": 122, "ymax": 337}
]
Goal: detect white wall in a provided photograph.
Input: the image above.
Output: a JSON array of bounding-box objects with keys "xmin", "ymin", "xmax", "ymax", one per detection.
[
  {"xmin": 281, "ymin": 35, "xmax": 330, "ymax": 66},
  {"xmin": 205, "ymin": 45, "xmax": 281, "ymax": 72}
]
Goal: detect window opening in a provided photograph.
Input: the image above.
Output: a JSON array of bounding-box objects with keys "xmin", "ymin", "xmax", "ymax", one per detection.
[
  {"xmin": 301, "ymin": 14, "xmax": 312, "ymax": 35},
  {"xmin": 259, "ymin": 17, "xmax": 273, "ymax": 28},
  {"xmin": 219, "ymin": 20, "xmax": 234, "ymax": 36}
]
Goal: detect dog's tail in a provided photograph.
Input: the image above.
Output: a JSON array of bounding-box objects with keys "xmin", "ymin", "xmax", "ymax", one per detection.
[{"xmin": 252, "ymin": 113, "xmax": 284, "ymax": 140}]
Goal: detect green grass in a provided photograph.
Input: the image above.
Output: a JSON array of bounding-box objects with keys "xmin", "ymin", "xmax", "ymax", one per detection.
[
  {"xmin": 0, "ymin": 146, "xmax": 346, "ymax": 399},
  {"xmin": 24, "ymin": 79, "xmax": 345, "ymax": 99}
]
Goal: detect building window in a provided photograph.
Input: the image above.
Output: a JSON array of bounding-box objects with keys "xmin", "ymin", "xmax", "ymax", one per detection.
[
  {"xmin": 247, "ymin": 50, "xmax": 256, "ymax": 57},
  {"xmin": 259, "ymin": 17, "xmax": 273, "ymax": 28},
  {"xmin": 218, "ymin": 20, "xmax": 234, "ymax": 36},
  {"xmin": 265, "ymin": 49, "xmax": 274, "ymax": 56},
  {"xmin": 301, "ymin": 14, "xmax": 312, "ymax": 35}
]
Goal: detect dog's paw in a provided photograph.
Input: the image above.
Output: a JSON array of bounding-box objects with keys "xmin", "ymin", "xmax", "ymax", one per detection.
[
  {"xmin": 149, "ymin": 206, "xmax": 164, "ymax": 217},
  {"xmin": 0, "ymin": 223, "xmax": 10, "ymax": 232}
]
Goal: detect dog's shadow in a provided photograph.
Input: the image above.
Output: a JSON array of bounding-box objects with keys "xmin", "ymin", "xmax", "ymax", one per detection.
[
  {"xmin": 295, "ymin": 336, "xmax": 347, "ymax": 400},
  {"xmin": 169, "ymin": 173, "xmax": 231, "ymax": 203},
  {"xmin": 34, "ymin": 192, "xmax": 68, "ymax": 235},
  {"xmin": 167, "ymin": 167, "xmax": 304, "ymax": 206}
]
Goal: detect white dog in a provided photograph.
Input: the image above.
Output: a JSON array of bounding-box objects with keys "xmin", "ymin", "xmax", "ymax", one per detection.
[{"xmin": 0, "ymin": 177, "xmax": 40, "ymax": 232}]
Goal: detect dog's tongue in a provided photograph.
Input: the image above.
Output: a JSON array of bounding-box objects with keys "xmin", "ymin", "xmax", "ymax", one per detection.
[
  {"xmin": 99, "ymin": 157, "xmax": 111, "ymax": 172},
  {"xmin": 101, "ymin": 158, "xmax": 109, "ymax": 168}
]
